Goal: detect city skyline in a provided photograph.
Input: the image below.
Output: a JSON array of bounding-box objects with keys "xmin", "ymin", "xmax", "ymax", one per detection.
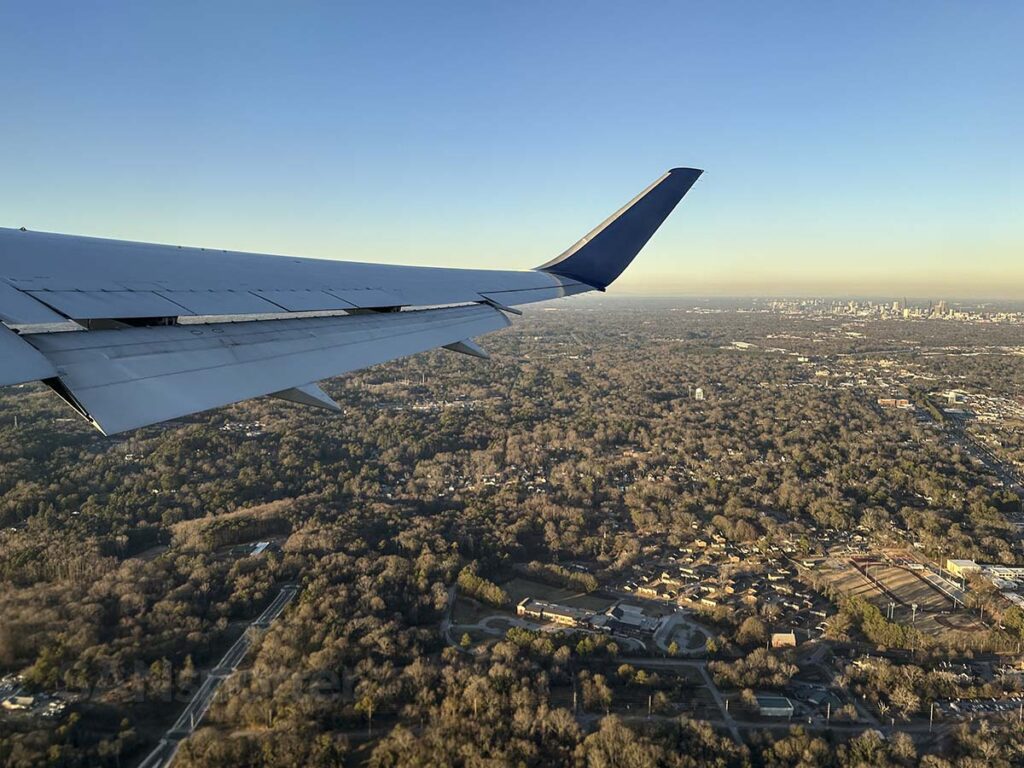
[{"xmin": 0, "ymin": 2, "xmax": 1021, "ymax": 298}]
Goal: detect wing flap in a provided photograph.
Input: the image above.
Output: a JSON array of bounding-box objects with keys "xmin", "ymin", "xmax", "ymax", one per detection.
[
  {"xmin": 0, "ymin": 228, "xmax": 574, "ymax": 320},
  {"xmin": 23, "ymin": 304, "xmax": 509, "ymax": 434}
]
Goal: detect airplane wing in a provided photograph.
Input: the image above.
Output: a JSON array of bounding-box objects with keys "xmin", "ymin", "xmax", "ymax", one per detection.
[{"xmin": 0, "ymin": 167, "xmax": 702, "ymax": 434}]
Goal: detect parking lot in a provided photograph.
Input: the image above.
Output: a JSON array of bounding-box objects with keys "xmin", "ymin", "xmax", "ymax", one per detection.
[{"xmin": 940, "ymin": 696, "xmax": 1024, "ymax": 718}]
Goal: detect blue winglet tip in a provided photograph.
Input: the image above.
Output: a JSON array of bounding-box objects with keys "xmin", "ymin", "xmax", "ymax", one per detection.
[{"xmin": 537, "ymin": 166, "xmax": 704, "ymax": 289}]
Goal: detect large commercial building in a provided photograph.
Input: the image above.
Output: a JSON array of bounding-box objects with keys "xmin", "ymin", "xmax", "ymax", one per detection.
[
  {"xmin": 516, "ymin": 598, "xmax": 591, "ymax": 627},
  {"xmin": 946, "ymin": 559, "xmax": 982, "ymax": 578}
]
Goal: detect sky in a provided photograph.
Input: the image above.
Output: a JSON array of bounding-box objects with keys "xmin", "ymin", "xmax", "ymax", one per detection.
[{"xmin": 0, "ymin": 2, "xmax": 1021, "ymax": 298}]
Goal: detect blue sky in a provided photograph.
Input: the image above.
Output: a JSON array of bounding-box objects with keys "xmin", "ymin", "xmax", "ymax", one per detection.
[{"xmin": 1, "ymin": 2, "xmax": 1021, "ymax": 297}]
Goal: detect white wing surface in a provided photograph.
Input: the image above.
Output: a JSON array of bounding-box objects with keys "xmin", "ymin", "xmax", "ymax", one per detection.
[{"xmin": 0, "ymin": 167, "xmax": 702, "ymax": 433}]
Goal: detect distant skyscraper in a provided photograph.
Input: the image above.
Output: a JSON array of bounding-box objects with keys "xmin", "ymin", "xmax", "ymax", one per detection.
[{"xmin": 694, "ymin": 387, "xmax": 705, "ymax": 401}]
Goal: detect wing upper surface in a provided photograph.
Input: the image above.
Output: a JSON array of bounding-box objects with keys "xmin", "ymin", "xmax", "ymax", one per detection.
[
  {"xmin": 0, "ymin": 227, "xmax": 583, "ymax": 321},
  {"xmin": 0, "ymin": 167, "xmax": 702, "ymax": 432}
]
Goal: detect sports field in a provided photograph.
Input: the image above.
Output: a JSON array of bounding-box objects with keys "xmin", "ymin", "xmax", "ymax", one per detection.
[
  {"xmin": 827, "ymin": 560, "xmax": 953, "ymax": 615},
  {"xmin": 827, "ymin": 566, "xmax": 887, "ymax": 608},
  {"xmin": 869, "ymin": 565, "xmax": 952, "ymax": 611}
]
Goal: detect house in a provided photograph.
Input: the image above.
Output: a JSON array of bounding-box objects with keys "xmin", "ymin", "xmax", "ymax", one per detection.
[
  {"xmin": 638, "ymin": 582, "xmax": 671, "ymax": 599},
  {"xmin": 804, "ymin": 688, "xmax": 843, "ymax": 710},
  {"xmin": 2, "ymin": 695, "xmax": 34, "ymax": 711},
  {"xmin": 771, "ymin": 631, "xmax": 798, "ymax": 649}
]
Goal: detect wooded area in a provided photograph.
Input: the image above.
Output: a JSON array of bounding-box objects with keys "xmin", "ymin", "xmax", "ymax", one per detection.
[{"xmin": 2, "ymin": 303, "xmax": 1023, "ymax": 766}]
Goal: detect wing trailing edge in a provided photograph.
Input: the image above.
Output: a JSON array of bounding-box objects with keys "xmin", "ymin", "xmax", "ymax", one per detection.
[{"xmin": 23, "ymin": 305, "xmax": 509, "ymax": 434}]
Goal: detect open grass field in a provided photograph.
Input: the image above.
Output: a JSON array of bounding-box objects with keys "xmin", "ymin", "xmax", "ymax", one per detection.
[
  {"xmin": 500, "ymin": 577, "xmax": 617, "ymax": 612},
  {"xmin": 452, "ymin": 596, "xmax": 500, "ymax": 624}
]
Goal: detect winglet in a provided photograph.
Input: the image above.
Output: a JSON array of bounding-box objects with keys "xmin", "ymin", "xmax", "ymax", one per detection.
[{"xmin": 537, "ymin": 167, "xmax": 702, "ymax": 289}]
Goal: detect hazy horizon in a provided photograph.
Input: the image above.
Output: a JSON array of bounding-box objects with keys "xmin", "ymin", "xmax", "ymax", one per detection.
[
  {"xmin": 558, "ymin": 292, "xmax": 1024, "ymax": 309},
  {"xmin": 610, "ymin": 281, "xmax": 1024, "ymax": 302}
]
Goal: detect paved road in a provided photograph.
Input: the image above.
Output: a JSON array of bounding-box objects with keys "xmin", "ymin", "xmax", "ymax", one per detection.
[
  {"xmin": 168, "ymin": 675, "xmax": 221, "ymax": 736},
  {"xmin": 254, "ymin": 586, "xmax": 299, "ymax": 626},
  {"xmin": 136, "ymin": 585, "xmax": 298, "ymax": 768},
  {"xmin": 620, "ymin": 656, "xmax": 741, "ymax": 743},
  {"xmin": 440, "ymin": 584, "xmax": 459, "ymax": 648},
  {"xmin": 652, "ymin": 610, "xmax": 710, "ymax": 656},
  {"xmin": 137, "ymin": 739, "xmax": 177, "ymax": 768},
  {"xmin": 695, "ymin": 662, "xmax": 742, "ymax": 743},
  {"xmin": 617, "ymin": 656, "xmax": 980, "ymax": 740},
  {"xmin": 939, "ymin": 413, "xmax": 1024, "ymax": 497}
]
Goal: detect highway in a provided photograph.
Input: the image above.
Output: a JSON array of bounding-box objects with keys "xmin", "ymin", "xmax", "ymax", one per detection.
[
  {"xmin": 137, "ymin": 585, "xmax": 298, "ymax": 768},
  {"xmin": 942, "ymin": 413, "xmax": 1024, "ymax": 497}
]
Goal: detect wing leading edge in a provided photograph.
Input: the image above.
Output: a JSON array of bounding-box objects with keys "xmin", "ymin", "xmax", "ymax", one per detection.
[{"xmin": 0, "ymin": 167, "xmax": 702, "ymax": 433}]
